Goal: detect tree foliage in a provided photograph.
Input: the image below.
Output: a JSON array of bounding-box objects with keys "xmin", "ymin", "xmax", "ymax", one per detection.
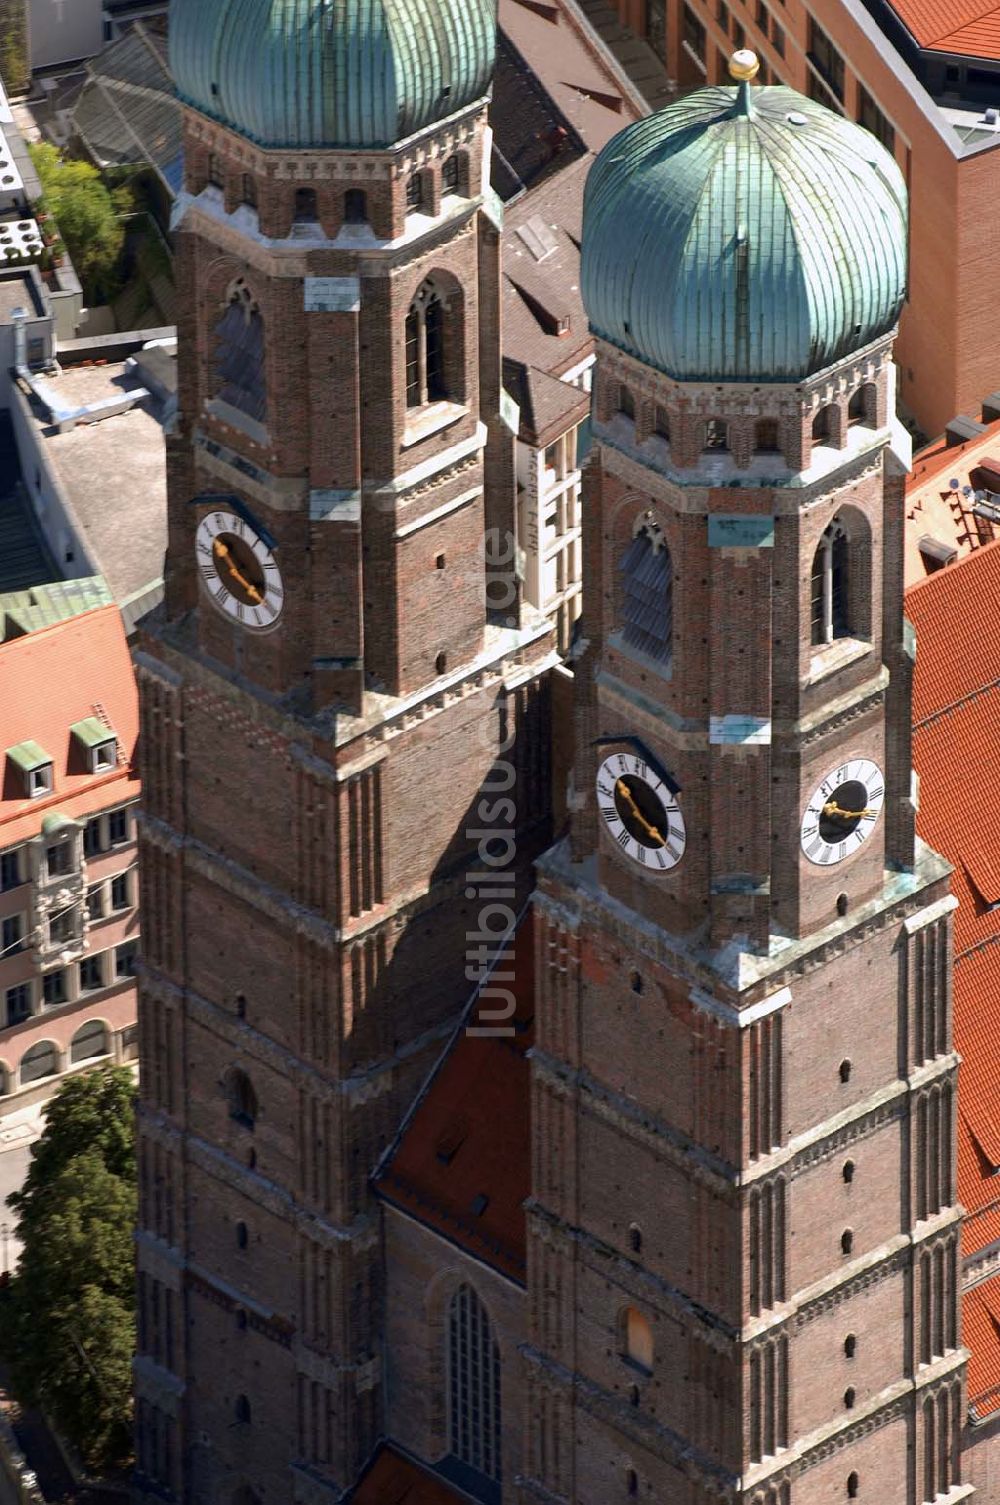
[
  {"xmin": 29, "ymin": 143, "xmax": 133, "ymax": 298},
  {"xmin": 0, "ymin": 1, "xmax": 28, "ymax": 97},
  {"xmin": 1, "ymin": 1067, "xmax": 136, "ymax": 1472}
]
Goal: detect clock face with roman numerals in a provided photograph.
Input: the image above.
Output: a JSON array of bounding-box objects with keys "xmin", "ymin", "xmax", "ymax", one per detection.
[
  {"xmin": 801, "ymin": 758, "xmax": 885, "ymax": 866},
  {"xmin": 596, "ymin": 751, "xmax": 686, "ymax": 871},
  {"xmin": 195, "ymin": 509, "xmax": 284, "ymax": 631}
]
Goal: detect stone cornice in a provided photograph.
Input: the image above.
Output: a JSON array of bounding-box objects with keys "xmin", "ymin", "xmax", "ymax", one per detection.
[
  {"xmin": 520, "ymin": 1345, "xmax": 735, "ymax": 1494},
  {"xmin": 527, "ymin": 1199, "xmax": 737, "ymax": 1351},
  {"xmin": 137, "ymin": 1103, "xmax": 377, "ymax": 1254},
  {"xmin": 535, "ymin": 837, "xmax": 950, "ymax": 1003}
]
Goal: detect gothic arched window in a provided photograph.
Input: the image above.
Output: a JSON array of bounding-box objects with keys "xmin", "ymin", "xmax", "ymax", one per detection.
[
  {"xmin": 618, "ymin": 385, "xmax": 635, "ymax": 421},
  {"xmin": 406, "ymin": 280, "xmax": 450, "ymax": 408},
  {"xmin": 755, "ymin": 418, "xmax": 780, "ymax": 453},
  {"xmin": 810, "ymin": 519, "xmax": 849, "ymax": 646},
  {"xmin": 343, "ymin": 189, "xmax": 367, "ymax": 224},
  {"xmin": 225, "ymin": 1067, "xmax": 258, "ymax": 1129},
  {"xmin": 213, "ymin": 281, "xmax": 267, "ymax": 426},
  {"xmin": 294, "ymin": 187, "xmax": 318, "ymax": 223},
  {"xmin": 448, "ymin": 1284, "xmax": 502, "ymax": 1481},
  {"xmin": 703, "ymin": 418, "xmax": 729, "ymax": 451},
  {"xmin": 620, "ymin": 523, "xmax": 673, "ymax": 664},
  {"xmin": 623, "ymin": 1306, "xmax": 654, "ymax": 1371},
  {"xmin": 442, "ymin": 154, "xmax": 461, "ymax": 192}
]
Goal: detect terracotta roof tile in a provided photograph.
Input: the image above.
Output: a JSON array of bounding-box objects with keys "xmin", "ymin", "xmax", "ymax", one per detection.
[
  {"xmin": 905, "ymin": 421, "xmax": 1000, "ymax": 587},
  {"xmin": 375, "ymin": 919, "xmax": 534, "ymax": 1284},
  {"xmin": 966, "ymin": 1275, "xmax": 1000, "ymax": 1416},
  {"xmin": 0, "ymin": 605, "xmax": 139, "ymax": 848},
  {"xmin": 888, "ymin": 0, "xmax": 1000, "ymax": 55},
  {"xmin": 908, "ymin": 545, "xmax": 1000, "ymax": 1410},
  {"xmin": 350, "ymin": 1444, "xmax": 472, "ymax": 1503}
]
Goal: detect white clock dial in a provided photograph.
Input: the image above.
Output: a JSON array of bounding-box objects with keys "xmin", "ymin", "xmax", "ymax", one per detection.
[
  {"xmin": 195, "ymin": 509, "xmax": 284, "ymax": 631},
  {"xmin": 801, "ymin": 758, "xmax": 885, "ymax": 866},
  {"xmin": 596, "ymin": 751, "xmax": 686, "ymax": 871}
]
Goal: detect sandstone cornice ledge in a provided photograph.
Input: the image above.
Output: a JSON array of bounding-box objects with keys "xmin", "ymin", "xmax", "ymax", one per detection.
[
  {"xmin": 133, "ymin": 1355, "xmax": 185, "ymax": 1417},
  {"xmin": 745, "ymin": 1073, "xmax": 919, "ymax": 1186},
  {"xmin": 184, "ymin": 1131, "xmax": 379, "ymax": 1254},
  {"xmin": 140, "ymin": 814, "xmax": 339, "ymax": 950},
  {"xmin": 521, "ymin": 1345, "xmax": 735, "ymax": 1495},
  {"xmin": 290, "ymin": 1462, "xmax": 344, "ymax": 1502},
  {"xmin": 135, "ymin": 1229, "xmax": 184, "ymax": 1290},
  {"xmin": 515, "ymin": 1477, "xmax": 570, "ymax": 1505},
  {"xmin": 790, "ymin": 1237, "xmax": 909, "ymax": 1330},
  {"xmin": 531, "ymin": 1049, "xmax": 736, "ymax": 1194},
  {"xmin": 527, "ymin": 1200, "xmax": 737, "ymax": 1350}
]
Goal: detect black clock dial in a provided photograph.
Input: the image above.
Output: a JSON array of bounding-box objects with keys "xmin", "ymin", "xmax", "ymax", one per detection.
[
  {"xmin": 596, "ymin": 752, "xmax": 686, "ymax": 870},
  {"xmin": 614, "ymin": 773, "xmax": 668, "ymax": 849},
  {"xmin": 817, "ymin": 779, "xmax": 869, "ymax": 842}
]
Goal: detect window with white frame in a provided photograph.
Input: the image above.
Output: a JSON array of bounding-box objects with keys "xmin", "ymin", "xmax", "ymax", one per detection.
[
  {"xmin": 2, "ymin": 914, "xmax": 24, "ymax": 957},
  {"xmin": 108, "ymin": 808, "xmax": 129, "ymax": 846},
  {"xmin": 92, "ymin": 739, "xmax": 116, "ymax": 772}
]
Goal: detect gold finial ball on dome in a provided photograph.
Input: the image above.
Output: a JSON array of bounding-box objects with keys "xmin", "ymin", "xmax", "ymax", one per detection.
[{"xmin": 729, "ymin": 48, "xmax": 760, "ymax": 81}]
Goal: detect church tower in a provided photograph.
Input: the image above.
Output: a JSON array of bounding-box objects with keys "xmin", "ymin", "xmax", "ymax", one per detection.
[
  {"xmin": 131, "ymin": 2, "xmax": 554, "ymax": 1499},
  {"xmin": 524, "ymin": 56, "xmax": 966, "ymax": 1504}
]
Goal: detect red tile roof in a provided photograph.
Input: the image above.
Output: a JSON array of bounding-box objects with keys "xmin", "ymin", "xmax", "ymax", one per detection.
[
  {"xmin": 375, "ymin": 918, "xmax": 534, "ymax": 1285},
  {"xmin": 0, "ymin": 605, "xmax": 139, "ymax": 847},
  {"xmin": 350, "ymin": 1445, "xmax": 471, "ymax": 1503},
  {"xmin": 889, "ymin": 0, "xmax": 1000, "ymax": 57},
  {"xmin": 965, "ymin": 1274, "xmax": 1000, "ymax": 1417},
  {"xmin": 908, "ymin": 542, "xmax": 1000, "ymax": 1409}
]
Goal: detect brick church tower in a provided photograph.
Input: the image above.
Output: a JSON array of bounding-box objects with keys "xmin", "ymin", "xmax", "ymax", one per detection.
[
  {"xmin": 130, "ymin": 2, "xmax": 554, "ymax": 1499},
  {"xmin": 523, "ymin": 57, "xmax": 968, "ymax": 1504}
]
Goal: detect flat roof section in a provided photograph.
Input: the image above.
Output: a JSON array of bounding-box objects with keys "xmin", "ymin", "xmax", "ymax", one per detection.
[{"xmin": 24, "ymin": 357, "xmax": 169, "ymax": 613}]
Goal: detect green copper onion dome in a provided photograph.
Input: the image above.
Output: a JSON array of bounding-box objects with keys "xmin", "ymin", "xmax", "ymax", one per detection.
[
  {"xmin": 581, "ymin": 61, "xmax": 908, "ymax": 382},
  {"xmin": 170, "ymin": 0, "xmax": 497, "ymax": 150}
]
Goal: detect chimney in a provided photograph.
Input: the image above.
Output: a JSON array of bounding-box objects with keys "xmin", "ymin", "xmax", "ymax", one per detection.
[
  {"xmin": 945, "ymin": 414, "xmax": 986, "ymax": 448},
  {"xmin": 10, "ymin": 305, "xmax": 26, "ymax": 371}
]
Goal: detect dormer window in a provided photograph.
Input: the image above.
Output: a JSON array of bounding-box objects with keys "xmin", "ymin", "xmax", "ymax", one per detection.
[
  {"xmin": 7, "ymin": 741, "xmax": 52, "ymax": 799},
  {"xmin": 71, "ymin": 719, "xmax": 117, "ymax": 774}
]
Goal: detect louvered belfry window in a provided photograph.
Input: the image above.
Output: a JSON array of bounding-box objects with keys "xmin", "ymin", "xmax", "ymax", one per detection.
[
  {"xmin": 213, "ymin": 281, "xmax": 267, "ymax": 426},
  {"xmin": 620, "ymin": 524, "xmax": 673, "ymax": 664},
  {"xmin": 448, "ymin": 1284, "xmax": 502, "ymax": 1481}
]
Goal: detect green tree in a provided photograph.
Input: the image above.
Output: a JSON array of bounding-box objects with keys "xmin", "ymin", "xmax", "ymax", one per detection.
[
  {"xmin": 1, "ymin": 1067, "xmax": 136, "ymax": 1473},
  {"xmin": 0, "ymin": 1, "xmax": 28, "ymax": 96},
  {"xmin": 29, "ymin": 142, "xmax": 133, "ymax": 299}
]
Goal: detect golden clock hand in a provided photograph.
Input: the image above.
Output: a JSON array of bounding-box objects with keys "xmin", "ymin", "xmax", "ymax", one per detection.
[
  {"xmin": 213, "ymin": 540, "xmax": 264, "ymax": 605},
  {"xmin": 615, "ymin": 778, "xmax": 665, "ymax": 846},
  {"xmin": 822, "ymin": 800, "xmax": 875, "ymax": 820}
]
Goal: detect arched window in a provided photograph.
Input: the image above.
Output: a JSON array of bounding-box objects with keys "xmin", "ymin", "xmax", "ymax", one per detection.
[
  {"xmin": 294, "ymin": 187, "xmax": 318, "ymax": 223},
  {"xmin": 813, "ymin": 404, "xmax": 836, "ymax": 442},
  {"xmin": 623, "ymin": 1306, "xmax": 653, "ymax": 1371},
  {"xmin": 207, "ymin": 153, "xmax": 223, "ymax": 189},
  {"xmin": 848, "ymin": 386, "xmax": 874, "ymax": 426},
  {"xmin": 618, "ymin": 385, "xmax": 635, "ymax": 421},
  {"xmin": 406, "ymin": 173, "xmax": 424, "ymax": 212},
  {"xmin": 241, "ymin": 174, "xmax": 257, "ymax": 209},
  {"xmin": 234, "ymin": 1394, "xmax": 251, "ymax": 1425},
  {"xmin": 442, "ymin": 155, "xmax": 461, "ymax": 192},
  {"xmin": 620, "ymin": 523, "xmax": 672, "ymax": 664},
  {"xmin": 810, "ymin": 519, "xmax": 849, "ymax": 646},
  {"xmin": 847, "ymin": 1473, "xmax": 860, "ymax": 1499},
  {"xmin": 405, "ymin": 279, "xmax": 450, "ymax": 408},
  {"xmin": 20, "ymin": 1040, "xmax": 58, "ymax": 1085},
  {"xmin": 225, "ymin": 1067, "xmax": 258, "ymax": 1129},
  {"xmin": 213, "ymin": 281, "xmax": 267, "ymax": 426},
  {"xmin": 70, "ymin": 1019, "xmax": 108, "ymax": 1063},
  {"xmin": 755, "ymin": 418, "xmax": 780, "ymax": 452},
  {"xmin": 343, "ymin": 189, "xmax": 367, "ymax": 224},
  {"xmin": 448, "ymin": 1284, "xmax": 501, "ymax": 1481},
  {"xmin": 703, "ymin": 418, "xmax": 728, "ymax": 451},
  {"xmin": 653, "ymin": 405, "xmax": 670, "ymax": 442}
]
